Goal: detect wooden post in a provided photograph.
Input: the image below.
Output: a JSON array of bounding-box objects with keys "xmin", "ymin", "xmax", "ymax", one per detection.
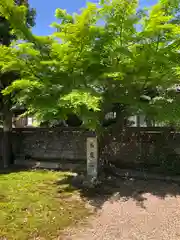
[{"xmin": 86, "ymin": 137, "xmax": 98, "ymax": 181}]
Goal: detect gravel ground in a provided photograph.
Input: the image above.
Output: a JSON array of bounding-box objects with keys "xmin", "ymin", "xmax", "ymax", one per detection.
[{"xmin": 62, "ymin": 179, "xmax": 180, "ymax": 240}]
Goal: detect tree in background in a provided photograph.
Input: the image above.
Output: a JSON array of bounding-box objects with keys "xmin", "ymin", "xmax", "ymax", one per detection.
[
  {"xmin": 1, "ymin": 0, "xmax": 180, "ymax": 164},
  {"xmin": 0, "ymin": 0, "xmax": 35, "ymax": 167}
]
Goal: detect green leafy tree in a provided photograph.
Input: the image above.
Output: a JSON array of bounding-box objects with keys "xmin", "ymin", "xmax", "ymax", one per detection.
[
  {"xmin": 0, "ymin": 0, "xmax": 36, "ymax": 167},
  {"xmin": 1, "ymin": 0, "xmax": 180, "ymax": 164}
]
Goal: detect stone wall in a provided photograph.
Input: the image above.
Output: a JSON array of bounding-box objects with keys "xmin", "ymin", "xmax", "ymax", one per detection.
[
  {"xmin": 0, "ymin": 127, "xmax": 180, "ymax": 173},
  {"xmin": 0, "ymin": 128, "xmax": 96, "ymax": 162},
  {"xmin": 101, "ymin": 128, "xmax": 180, "ymax": 171}
]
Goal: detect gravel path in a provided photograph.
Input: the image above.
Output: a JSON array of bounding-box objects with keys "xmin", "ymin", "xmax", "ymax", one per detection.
[{"xmin": 62, "ymin": 179, "xmax": 180, "ymax": 240}]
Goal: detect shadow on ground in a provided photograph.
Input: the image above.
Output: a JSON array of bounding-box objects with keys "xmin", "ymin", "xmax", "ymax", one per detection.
[
  {"xmin": 56, "ymin": 172, "xmax": 180, "ymax": 210},
  {"xmin": 2, "ymin": 164, "xmax": 180, "ymax": 211},
  {"xmin": 0, "ymin": 165, "xmax": 31, "ymax": 174}
]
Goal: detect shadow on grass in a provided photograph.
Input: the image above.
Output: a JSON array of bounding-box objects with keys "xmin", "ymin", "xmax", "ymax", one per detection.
[
  {"xmin": 0, "ymin": 165, "xmax": 31, "ymax": 174},
  {"xmin": 3, "ymin": 164, "xmax": 180, "ymax": 211},
  {"xmin": 56, "ymin": 172, "xmax": 180, "ymax": 210}
]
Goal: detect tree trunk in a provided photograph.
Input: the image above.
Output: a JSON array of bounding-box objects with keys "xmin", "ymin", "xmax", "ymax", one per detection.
[
  {"xmin": 2, "ymin": 97, "xmax": 13, "ymax": 168},
  {"xmin": 99, "ymin": 106, "xmax": 127, "ymax": 169}
]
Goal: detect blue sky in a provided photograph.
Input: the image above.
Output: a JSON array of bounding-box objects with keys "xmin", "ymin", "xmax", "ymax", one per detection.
[{"xmin": 29, "ymin": 0, "xmax": 157, "ymax": 36}]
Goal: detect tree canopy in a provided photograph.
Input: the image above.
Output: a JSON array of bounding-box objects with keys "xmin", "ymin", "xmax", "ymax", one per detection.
[
  {"xmin": 0, "ymin": 0, "xmax": 36, "ymax": 168},
  {"xmin": 1, "ymin": 0, "xmax": 180, "ymax": 130}
]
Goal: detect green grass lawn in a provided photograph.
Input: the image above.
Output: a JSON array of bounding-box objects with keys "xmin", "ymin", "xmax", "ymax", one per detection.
[{"xmin": 0, "ymin": 170, "xmax": 90, "ymax": 240}]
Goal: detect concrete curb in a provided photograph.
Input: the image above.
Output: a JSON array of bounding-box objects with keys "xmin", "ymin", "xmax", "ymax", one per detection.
[
  {"xmin": 14, "ymin": 159, "xmax": 180, "ymax": 183},
  {"xmin": 15, "ymin": 159, "xmax": 85, "ymax": 172},
  {"xmin": 109, "ymin": 168, "xmax": 180, "ymax": 183}
]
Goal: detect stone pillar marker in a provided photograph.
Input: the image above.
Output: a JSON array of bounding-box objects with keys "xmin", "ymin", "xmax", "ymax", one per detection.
[{"xmin": 86, "ymin": 137, "xmax": 98, "ymax": 181}]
